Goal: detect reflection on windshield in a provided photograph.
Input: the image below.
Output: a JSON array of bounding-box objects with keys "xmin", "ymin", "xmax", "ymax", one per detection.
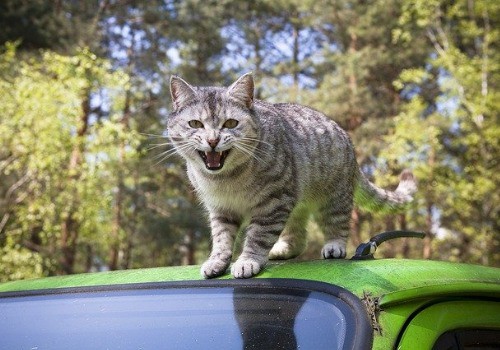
[
  {"xmin": 233, "ymin": 287, "xmax": 308, "ymax": 349},
  {"xmin": 0, "ymin": 285, "xmax": 354, "ymax": 350},
  {"xmin": 233, "ymin": 288, "xmax": 349, "ymax": 350}
]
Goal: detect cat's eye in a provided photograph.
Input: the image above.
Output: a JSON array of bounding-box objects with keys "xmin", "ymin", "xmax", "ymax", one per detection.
[
  {"xmin": 223, "ymin": 119, "xmax": 239, "ymax": 129},
  {"xmin": 188, "ymin": 120, "xmax": 204, "ymax": 128}
]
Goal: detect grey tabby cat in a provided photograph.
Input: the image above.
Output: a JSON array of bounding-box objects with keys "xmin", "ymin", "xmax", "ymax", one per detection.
[{"xmin": 167, "ymin": 73, "xmax": 417, "ymax": 279}]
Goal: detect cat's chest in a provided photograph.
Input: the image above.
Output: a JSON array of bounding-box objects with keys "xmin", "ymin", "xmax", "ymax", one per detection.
[{"xmin": 188, "ymin": 167, "xmax": 254, "ymax": 214}]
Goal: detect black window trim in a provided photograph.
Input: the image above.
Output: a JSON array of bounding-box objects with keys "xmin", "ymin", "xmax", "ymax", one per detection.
[
  {"xmin": 433, "ymin": 328, "xmax": 500, "ymax": 350},
  {"xmin": 0, "ymin": 278, "xmax": 373, "ymax": 350}
]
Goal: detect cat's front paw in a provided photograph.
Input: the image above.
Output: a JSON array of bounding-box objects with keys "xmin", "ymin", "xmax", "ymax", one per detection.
[
  {"xmin": 321, "ymin": 240, "xmax": 347, "ymax": 259},
  {"xmin": 201, "ymin": 257, "xmax": 230, "ymax": 279},
  {"xmin": 231, "ymin": 257, "xmax": 265, "ymax": 278}
]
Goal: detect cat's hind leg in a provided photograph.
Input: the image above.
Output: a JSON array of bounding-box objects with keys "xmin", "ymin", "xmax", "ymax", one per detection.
[
  {"xmin": 269, "ymin": 205, "xmax": 308, "ymax": 260},
  {"xmin": 317, "ymin": 192, "xmax": 353, "ymax": 259}
]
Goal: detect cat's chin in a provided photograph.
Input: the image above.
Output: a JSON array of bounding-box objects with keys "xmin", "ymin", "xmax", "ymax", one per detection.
[{"xmin": 197, "ymin": 149, "xmax": 231, "ymax": 171}]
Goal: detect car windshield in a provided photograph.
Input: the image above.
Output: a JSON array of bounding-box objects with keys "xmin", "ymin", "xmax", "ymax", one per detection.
[{"xmin": 0, "ymin": 280, "xmax": 370, "ymax": 350}]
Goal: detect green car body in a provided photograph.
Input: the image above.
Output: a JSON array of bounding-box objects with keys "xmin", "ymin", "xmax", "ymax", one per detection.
[{"xmin": 1, "ymin": 259, "xmax": 499, "ymax": 349}]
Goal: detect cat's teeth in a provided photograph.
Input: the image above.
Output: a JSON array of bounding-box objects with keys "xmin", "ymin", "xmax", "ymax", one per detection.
[{"xmin": 204, "ymin": 151, "xmax": 223, "ymax": 156}]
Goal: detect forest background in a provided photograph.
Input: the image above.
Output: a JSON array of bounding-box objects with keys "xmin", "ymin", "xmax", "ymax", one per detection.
[{"xmin": 0, "ymin": 0, "xmax": 498, "ymax": 281}]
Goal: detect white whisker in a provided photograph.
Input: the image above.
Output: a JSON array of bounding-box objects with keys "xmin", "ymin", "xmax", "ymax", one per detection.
[
  {"xmin": 149, "ymin": 141, "xmax": 195, "ymax": 165},
  {"xmin": 146, "ymin": 143, "xmax": 171, "ymax": 151},
  {"xmin": 240, "ymin": 136, "xmax": 274, "ymax": 148},
  {"xmin": 151, "ymin": 149, "xmax": 185, "ymax": 166},
  {"xmin": 147, "ymin": 139, "xmax": 191, "ymax": 147},
  {"xmin": 233, "ymin": 143, "xmax": 264, "ymax": 163},
  {"xmin": 237, "ymin": 140, "xmax": 272, "ymax": 158},
  {"xmin": 146, "ymin": 140, "xmax": 192, "ymax": 152},
  {"xmin": 140, "ymin": 132, "xmax": 168, "ymax": 138}
]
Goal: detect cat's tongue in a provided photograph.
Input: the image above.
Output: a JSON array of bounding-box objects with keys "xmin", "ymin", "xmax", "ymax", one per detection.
[{"xmin": 205, "ymin": 151, "xmax": 222, "ymax": 168}]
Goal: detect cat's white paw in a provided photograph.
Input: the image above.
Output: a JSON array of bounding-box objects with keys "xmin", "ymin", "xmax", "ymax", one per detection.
[
  {"xmin": 201, "ymin": 257, "xmax": 230, "ymax": 279},
  {"xmin": 322, "ymin": 240, "xmax": 347, "ymax": 259},
  {"xmin": 269, "ymin": 241, "xmax": 295, "ymax": 260},
  {"xmin": 231, "ymin": 258, "xmax": 264, "ymax": 278}
]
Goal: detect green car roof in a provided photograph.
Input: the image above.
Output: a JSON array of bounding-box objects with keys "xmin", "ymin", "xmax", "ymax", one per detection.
[
  {"xmin": 1, "ymin": 259, "xmax": 498, "ymax": 305},
  {"xmin": 2, "ymin": 258, "xmax": 499, "ymax": 350}
]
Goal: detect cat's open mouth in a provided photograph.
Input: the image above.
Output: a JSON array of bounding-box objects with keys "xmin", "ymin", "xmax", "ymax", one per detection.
[{"xmin": 198, "ymin": 150, "xmax": 230, "ymax": 171}]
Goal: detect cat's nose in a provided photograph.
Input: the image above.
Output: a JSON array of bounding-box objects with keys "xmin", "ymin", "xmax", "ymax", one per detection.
[{"xmin": 207, "ymin": 138, "xmax": 220, "ymax": 149}]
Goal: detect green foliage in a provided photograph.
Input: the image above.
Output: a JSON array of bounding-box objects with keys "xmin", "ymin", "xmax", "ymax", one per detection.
[
  {"xmin": 384, "ymin": 0, "xmax": 499, "ymax": 264},
  {"xmin": 0, "ymin": 236, "xmax": 44, "ymax": 282},
  {"xmin": 0, "ymin": 45, "xmax": 120, "ymax": 275}
]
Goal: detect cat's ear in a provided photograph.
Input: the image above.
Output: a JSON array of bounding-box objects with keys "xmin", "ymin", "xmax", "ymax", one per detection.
[
  {"xmin": 226, "ymin": 72, "xmax": 254, "ymax": 109},
  {"xmin": 170, "ymin": 75, "xmax": 197, "ymax": 111}
]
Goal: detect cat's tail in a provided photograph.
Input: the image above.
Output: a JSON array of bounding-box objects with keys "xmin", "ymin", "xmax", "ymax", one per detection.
[{"xmin": 354, "ymin": 169, "xmax": 417, "ymax": 214}]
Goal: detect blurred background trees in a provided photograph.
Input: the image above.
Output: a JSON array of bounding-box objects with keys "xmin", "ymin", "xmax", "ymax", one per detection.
[{"xmin": 0, "ymin": 0, "xmax": 498, "ymax": 281}]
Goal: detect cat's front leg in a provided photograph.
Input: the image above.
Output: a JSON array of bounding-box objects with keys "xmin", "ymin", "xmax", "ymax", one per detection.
[
  {"xmin": 231, "ymin": 208, "xmax": 290, "ymax": 278},
  {"xmin": 201, "ymin": 213, "xmax": 240, "ymax": 279}
]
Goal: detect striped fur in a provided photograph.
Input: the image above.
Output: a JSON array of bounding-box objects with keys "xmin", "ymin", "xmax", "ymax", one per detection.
[{"xmin": 167, "ymin": 73, "xmax": 417, "ymax": 279}]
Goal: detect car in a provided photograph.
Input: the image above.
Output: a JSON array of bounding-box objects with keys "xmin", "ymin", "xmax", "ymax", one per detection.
[{"xmin": 0, "ymin": 231, "xmax": 499, "ymax": 350}]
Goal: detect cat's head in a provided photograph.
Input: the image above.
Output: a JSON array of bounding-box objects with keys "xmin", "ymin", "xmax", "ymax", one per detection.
[{"xmin": 167, "ymin": 73, "xmax": 260, "ymax": 174}]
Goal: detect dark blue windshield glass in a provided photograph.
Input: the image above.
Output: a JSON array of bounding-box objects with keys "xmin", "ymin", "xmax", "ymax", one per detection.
[{"xmin": 0, "ymin": 282, "xmax": 364, "ymax": 349}]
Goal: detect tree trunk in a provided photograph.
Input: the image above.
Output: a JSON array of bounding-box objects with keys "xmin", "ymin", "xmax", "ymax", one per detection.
[
  {"xmin": 121, "ymin": 233, "xmax": 134, "ymax": 270},
  {"xmin": 60, "ymin": 216, "xmax": 77, "ymax": 274},
  {"xmin": 347, "ymin": 32, "xmax": 362, "ymax": 131},
  {"xmin": 180, "ymin": 230, "xmax": 196, "ymax": 266},
  {"xmin": 350, "ymin": 208, "xmax": 362, "ymax": 247},
  {"xmin": 385, "ymin": 216, "xmax": 396, "ymax": 231},
  {"xmin": 292, "ymin": 22, "xmax": 300, "ymax": 100},
  {"xmin": 108, "ymin": 182, "xmax": 122, "ymax": 271},
  {"xmin": 252, "ymin": 23, "xmax": 264, "ymax": 100},
  {"xmin": 60, "ymin": 93, "xmax": 90, "ymax": 274},
  {"xmin": 423, "ymin": 145, "xmax": 436, "ymax": 260},
  {"xmin": 399, "ymin": 215, "xmax": 411, "ymax": 257},
  {"xmin": 108, "ymin": 89, "xmax": 131, "ymax": 270},
  {"xmin": 85, "ymin": 244, "xmax": 93, "ymax": 272},
  {"xmin": 423, "ymin": 204, "xmax": 433, "ymax": 259}
]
